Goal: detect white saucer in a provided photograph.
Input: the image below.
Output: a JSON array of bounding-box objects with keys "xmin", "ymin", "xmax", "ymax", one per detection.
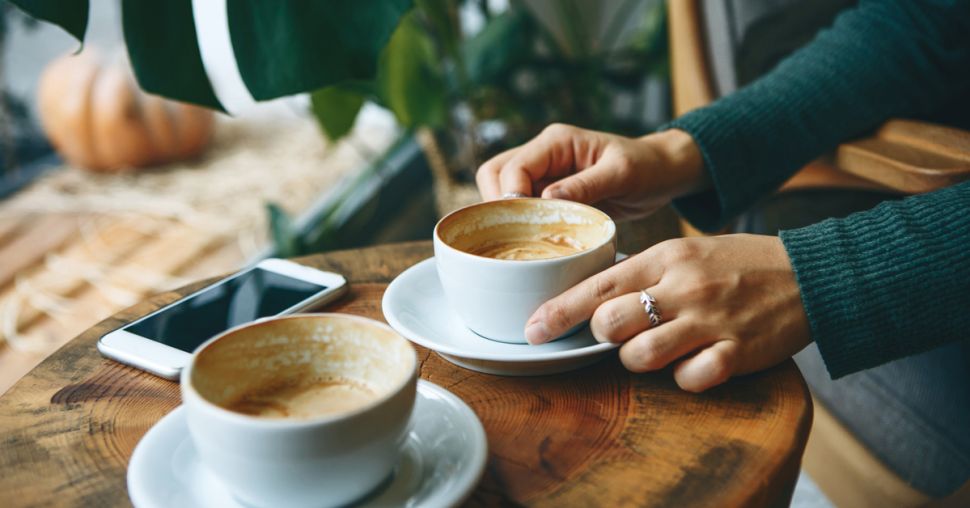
[
  {"xmin": 128, "ymin": 380, "xmax": 488, "ymax": 508},
  {"xmin": 382, "ymin": 258, "xmax": 619, "ymax": 376}
]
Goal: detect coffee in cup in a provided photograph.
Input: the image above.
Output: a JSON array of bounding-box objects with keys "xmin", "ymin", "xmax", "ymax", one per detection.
[
  {"xmin": 223, "ymin": 377, "xmax": 379, "ymax": 419},
  {"xmin": 181, "ymin": 313, "xmax": 417, "ymax": 508},
  {"xmin": 448, "ymin": 220, "xmax": 602, "ymax": 261},
  {"xmin": 433, "ymin": 198, "xmax": 616, "ymax": 343}
]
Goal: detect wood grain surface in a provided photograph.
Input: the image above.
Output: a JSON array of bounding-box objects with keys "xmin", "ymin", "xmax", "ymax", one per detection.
[{"xmin": 0, "ymin": 241, "xmax": 812, "ymax": 507}]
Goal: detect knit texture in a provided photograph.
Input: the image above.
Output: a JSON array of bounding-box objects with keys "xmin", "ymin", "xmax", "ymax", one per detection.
[
  {"xmin": 662, "ymin": 0, "xmax": 970, "ymax": 377},
  {"xmin": 781, "ymin": 183, "xmax": 970, "ymax": 378}
]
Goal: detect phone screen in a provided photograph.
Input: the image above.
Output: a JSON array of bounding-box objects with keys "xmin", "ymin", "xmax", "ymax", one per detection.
[{"xmin": 125, "ymin": 267, "xmax": 326, "ymax": 353}]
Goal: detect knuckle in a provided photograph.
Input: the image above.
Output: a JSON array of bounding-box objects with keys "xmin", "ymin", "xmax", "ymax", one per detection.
[
  {"xmin": 623, "ymin": 337, "xmax": 664, "ymax": 372},
  {"xmin": 706, "ymin": 352, "xmax": 734, "ymax": 383},
  {"xmin": 682, "ymin": 278, "xmax": 717, "ymax": 301},
  {"xmin": 658, "ymin": 239, "xmax": 697, "ymax": 263},
  {"xmin": 602, "ymin": 305, "xmax": 626, "ymax": 332},
  {"xmin": 637, "ymin": 340, "xmax": 665, "ymax": 370},
  {"xmin": 542, "ymin": 122, "xmax": 574, "ymax": 138},
  {"xmin": 612, "ymin": 152, "xmax": 635, "ymax": 177},
  {"xmin": 590, "ymin": 276, "xmax": 618, "ymax": 301},
  {"xmin": 475, "ymin": 167, "xmax": 490, "ymax": 186},
  {"xmin": 476, "ymin": 161, "xmax": 499, "ymax": 180},
  {"xmin": 591, "ymin": 304, "xmax": 625, "ymax": 340}
]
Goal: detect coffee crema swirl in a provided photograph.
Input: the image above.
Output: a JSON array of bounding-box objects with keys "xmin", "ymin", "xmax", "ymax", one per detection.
[
  {"xmin": 467, "ymin": 234, "xmax": 586, "ymax": 260},
  {"xmin": 225, "ymin": 378, "xmax": 378, "ymax": 419}
]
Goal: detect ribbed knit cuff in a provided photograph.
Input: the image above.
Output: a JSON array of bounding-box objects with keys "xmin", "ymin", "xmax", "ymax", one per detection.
[
  {"xmin": 780, "ymin": 218, "xmax": 882, "ymax": 379},
  {"xmin": 661, "ymin": 100, "xmax": 797, "ymax": 232},
  {"xmin": 662, "ymin": 112, "xmax": 739, "ymax": 232},
  {"xmin": 780, "ymin": 183, "xmax": 970, "ymax": 378}
]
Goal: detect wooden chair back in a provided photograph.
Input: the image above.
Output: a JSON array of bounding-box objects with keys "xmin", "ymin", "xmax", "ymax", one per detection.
[{"xmin": 668, "ymin": 0, "xmax": 970, "ymax": 199}]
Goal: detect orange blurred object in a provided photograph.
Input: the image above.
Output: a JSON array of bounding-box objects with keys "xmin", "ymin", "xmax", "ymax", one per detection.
[{"xmin": 37, "ymin": 50, "xmax": 215, "ymax": 172}]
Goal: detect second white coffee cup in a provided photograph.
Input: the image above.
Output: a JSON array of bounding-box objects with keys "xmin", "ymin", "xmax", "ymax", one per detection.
[
  {"xmin": 434, "ymin": 198, "xmax": 617, "ymax": 343},
  {"xmin": 180, "ymin": 313, "xmax": 417, "ymax": 508}
]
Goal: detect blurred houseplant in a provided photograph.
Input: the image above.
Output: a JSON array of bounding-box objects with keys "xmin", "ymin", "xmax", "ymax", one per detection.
[
  {"xmin": 11, "ymin": 0, "xmax": 668, "ymax": 247},
  {"xmin": 0, "ymin": 3, "xmax": 54, "ymax": 198},
  {"xmin": 403, "ymin": 0, "xmax": 670, "ymax": 214}
]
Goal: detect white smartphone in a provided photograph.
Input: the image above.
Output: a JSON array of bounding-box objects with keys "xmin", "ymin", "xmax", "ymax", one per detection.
[{"xmin": 98, "ymin": 258, "xmax": 348, "ymax": 380}]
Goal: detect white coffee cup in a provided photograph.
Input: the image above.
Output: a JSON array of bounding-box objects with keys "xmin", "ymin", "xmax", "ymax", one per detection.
[
  {"xmin": 433, "ymin": 198, "xmax": 616, "ymax": 343},
  {"xmin": 180, "ymin": 313, "xmax": 417, "ymax": 508}
]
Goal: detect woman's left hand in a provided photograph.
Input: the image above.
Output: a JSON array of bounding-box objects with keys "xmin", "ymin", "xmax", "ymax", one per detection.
[{"xmin": 524, "ymin": 234, "xmax": 812, "ymax": 392}]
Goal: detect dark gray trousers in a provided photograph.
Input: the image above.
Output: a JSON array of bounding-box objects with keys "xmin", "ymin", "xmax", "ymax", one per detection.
[{"xmin": 733, "ymin": 189, "xmax": 970, "ymax": 497}]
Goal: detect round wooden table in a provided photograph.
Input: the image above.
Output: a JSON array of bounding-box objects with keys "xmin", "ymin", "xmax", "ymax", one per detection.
[{"xmin": 0, "ymin": 241, "xmax": 812, "ymax": 507}]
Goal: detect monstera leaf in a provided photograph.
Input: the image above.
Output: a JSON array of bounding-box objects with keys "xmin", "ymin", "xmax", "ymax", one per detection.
[
  {"xmin": 227, "ymin": 0, "xmax": 411, "ymax": 101},
  {"xmin": 310, "ymin": 86, "xmax": 366, "ymax": 141},
  {"xmin": 121, "ymin": 0, "xmax": 225, "ymax": 111},
  {"xmin": 8, "ymin": 0, "xmax": 88, "ymax": 42},
  {"xmin": 462, "ymin": 8, "xmax": 533, "ymax": 86},
  {"xmin": 377, "ymin": 11, "xmax": 446, "ymax": 128},
  {"xmin": 10, "ymin": 0, "xmax": 413, "ymax": 112},
  {"xmin": 309, "ymin": 10, "xmax": 447, "ymax": 140}
]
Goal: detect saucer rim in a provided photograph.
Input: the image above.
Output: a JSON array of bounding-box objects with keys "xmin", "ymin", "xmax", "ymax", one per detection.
[
  {"xmin": 128, "ymin": 380, "xmax": 488, "ymax": 508},
  {"xmin": 382, "ymin": 257, "xmax": 619, "ymax": 362}
]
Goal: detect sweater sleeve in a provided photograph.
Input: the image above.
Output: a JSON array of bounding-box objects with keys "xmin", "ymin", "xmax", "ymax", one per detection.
[
  {"xmin": 665, "ymin": 0, "xmax": 970, "ymax": 231},
  {"xmin": 779, "ymin": 181, "xmax": 970, "ymax": 378}
]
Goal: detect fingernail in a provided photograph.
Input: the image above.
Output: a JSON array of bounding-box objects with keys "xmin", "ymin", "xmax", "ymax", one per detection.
[
  {"xmin": 546, "ymin": 187, "xmax": 568, "ymax": 200},
  {"xmin": 525, "ymin": 322, "xmax": 551, "ymax": 344}
]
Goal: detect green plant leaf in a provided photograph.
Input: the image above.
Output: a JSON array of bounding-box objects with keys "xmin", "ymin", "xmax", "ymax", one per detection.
[
  {"xmin": 227, "ymin": 0, "xmax": 412, "ymax": 101},
  {"xmin": 415, "ymin": 0, "xmax": 460, "ymax": 58},
  {"xmin": 378, "ymin": 12, "xmax": 446, "ymax": 128},
  {"xmin": 8, "ymin": 0, "xmax": 88, "ymax": 43},
  {"xmin": 462, "ymin": 9, "xmax": 532, "ymax": 85},
  {"xmin": 121, "ymin": 0, "xmax": 225, "ymax": 111},
  {"xmin": 266, "ymin": 202, "xmax": 302, "ymax": 258},
  {"xmin": 310, "ymin": 86, "xmax": 365, "ymax": 141}
]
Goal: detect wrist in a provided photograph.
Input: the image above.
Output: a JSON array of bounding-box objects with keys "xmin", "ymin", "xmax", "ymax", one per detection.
[{"xmin": 641, "ymin": 128, "xmax": 709, "ymax": 197}]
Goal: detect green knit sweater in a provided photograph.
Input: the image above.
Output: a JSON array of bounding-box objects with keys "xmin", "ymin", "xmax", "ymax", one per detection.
[{"xmin": 665, "ymin": 0, "xmax": 970, "ymax": 378}]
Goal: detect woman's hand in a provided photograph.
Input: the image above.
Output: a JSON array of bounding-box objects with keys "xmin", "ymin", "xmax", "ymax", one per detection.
[
  {"xmin": 524, "ymin": 234, "xmax": 812, "ymax": 392},
  {"xmin": 476, "ymin": 123, "xmax": 707, "ymax": 221}
]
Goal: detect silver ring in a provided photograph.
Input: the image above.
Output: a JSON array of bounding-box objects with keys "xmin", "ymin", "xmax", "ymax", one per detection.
[
  {"xmin": 502, "ymin": 192, "xmax": 528, "ymax": 199},
  {"xmin": 639, "ymin": 290, "xmax": 663, "ymax": 327}
]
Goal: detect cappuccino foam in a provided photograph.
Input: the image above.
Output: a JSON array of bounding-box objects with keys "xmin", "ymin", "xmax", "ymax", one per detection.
[
  {"xmin": 189, "ymin": 316, "xmax": 414, "ymax": 422},
  {"xmin": 438, "ymin": 198, "xmax": 614, "ymax": 261},
  {"xmin": 449, "ymin": 222, "xmax": 601, "ymax": 260},
  {"xmin": 466, "ymin": 233, "xmax": 586, "ymax": 260},
  {"xmin": 225, "ymin": 377, "xmax": 378, "ymax": 419}
]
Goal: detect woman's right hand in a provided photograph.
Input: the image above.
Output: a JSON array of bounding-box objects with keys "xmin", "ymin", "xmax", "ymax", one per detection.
[{"xmin": 476, "ymin": 123, "xmax": 708, "ymax": 221}]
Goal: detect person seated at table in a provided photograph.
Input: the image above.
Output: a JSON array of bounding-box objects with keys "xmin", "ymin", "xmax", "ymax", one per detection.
[{"xmin": 476, "ymin": 0, "xmax": 970, "ymax": 499}]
